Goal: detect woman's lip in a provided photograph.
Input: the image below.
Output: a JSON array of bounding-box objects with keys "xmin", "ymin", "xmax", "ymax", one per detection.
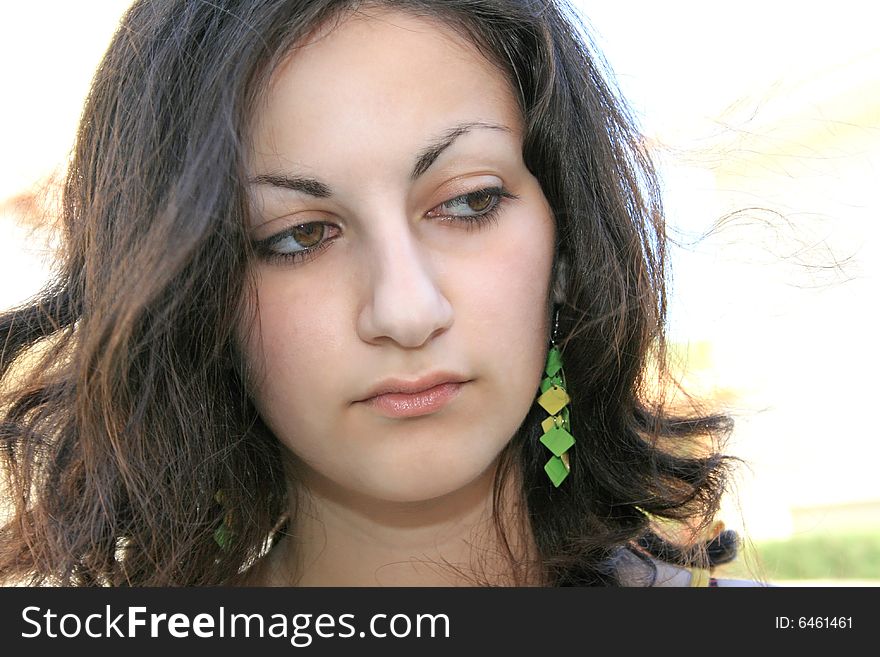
[
  {"xmin": 362, "ymin": 382, "xmax": 464, "ymax": 418},
  {"xmin": 360, "ymin": 372, "xmax": 469, "ymax": 400}
]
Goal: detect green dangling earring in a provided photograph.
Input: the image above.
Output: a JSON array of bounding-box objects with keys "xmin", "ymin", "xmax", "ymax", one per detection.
[
  {"xmin": 213, "ymin": 490, "xmax": 235, "ymax": 550},
  {"xmin": 535, "ymin": 306, "xmax": 575, "ymax": 487}
]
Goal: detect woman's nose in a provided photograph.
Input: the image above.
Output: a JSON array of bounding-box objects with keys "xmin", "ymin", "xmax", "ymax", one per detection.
[{"xmin": 356, "ymin": 230, "xmax": 454, "ymax": 349}]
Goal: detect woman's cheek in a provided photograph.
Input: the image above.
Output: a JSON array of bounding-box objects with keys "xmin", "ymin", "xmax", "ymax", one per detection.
[
  {"xmin": 470, "ymin": 210, "xmax": 554, "ymax": 319},
  {"xmin": 239, "ymin": 271, "xmax": 338, "ymax": 409}
]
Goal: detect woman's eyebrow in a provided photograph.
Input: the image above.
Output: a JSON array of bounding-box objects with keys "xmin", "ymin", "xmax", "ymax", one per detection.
[
  {"xmin": 248, "ymin": 174, "xmax": 332, "ymax": 198},
  {"xmin": 248, "ymin": 120, "xmax": 512, "ymax": 197},
  {"xmin": 410, "ymin": 121, "xmax": 512, "ymax": 179}
]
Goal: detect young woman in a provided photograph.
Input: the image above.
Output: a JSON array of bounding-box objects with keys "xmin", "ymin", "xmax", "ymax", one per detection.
[{"xmin": 0, "ymin": 0, "xmax": 742, "ymax": 586}]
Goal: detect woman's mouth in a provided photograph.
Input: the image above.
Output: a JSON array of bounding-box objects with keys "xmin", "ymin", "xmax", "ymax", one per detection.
[{"xmin": 360, "ymin": 381, "xmax": 466, "ymax": 418}]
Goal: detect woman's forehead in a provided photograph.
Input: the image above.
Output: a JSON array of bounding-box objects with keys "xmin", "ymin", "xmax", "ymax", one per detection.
[{"xmin": 248, "ymin": 7, "xmax": 523, "ymax": 170}]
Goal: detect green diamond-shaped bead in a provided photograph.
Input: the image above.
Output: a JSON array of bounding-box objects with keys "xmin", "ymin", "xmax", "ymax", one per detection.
[
  {"xmin": 541, "ymin": 413, "xmax": 561, "ymax": 433},
  {"xmin": 544, "ymin": 455, "xmax": 570, "ymax": 487},
  {"xmin": 214, "ymin": 523, "xmax": 233, "ymax": 550},
  {"xmin": 537, "ymin": 385, "xmax": 570, "ymax": 415},
  {"xmin": 540, "ymin": 426, "xmax": 575, "ymax": 457},
  {"xmin": 545, "ymin": 346, "xmax": 563, "ymax": 377},
  {"xmin": 540, "ymin": 372, "xmax": 565, "ymax": 395}
]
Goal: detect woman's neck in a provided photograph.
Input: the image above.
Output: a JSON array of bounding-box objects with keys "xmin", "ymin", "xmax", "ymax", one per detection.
[{"xmin": 252, "ymin": 457, "xmax": 537, "ymax": 586}]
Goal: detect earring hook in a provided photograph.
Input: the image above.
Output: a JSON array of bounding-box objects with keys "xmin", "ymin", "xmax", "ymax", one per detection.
[{"xmin": 552, "ymin": 305, "xmax": 561, "ymax": 345}]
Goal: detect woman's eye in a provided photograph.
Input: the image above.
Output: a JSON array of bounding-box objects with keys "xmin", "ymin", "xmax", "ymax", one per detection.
[
  {"xmin": 283, "ymin": 223, "xmax": 324, "ymax": 249},
  {"xmin": 426, "ymin": 186, "xmax": 516, "ymax": 221},
  {"xmin": 253, "ymin": 222, "xmax": 340, "ymax": 263}
]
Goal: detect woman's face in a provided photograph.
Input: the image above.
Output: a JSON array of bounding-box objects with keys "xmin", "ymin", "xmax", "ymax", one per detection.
[{"xmin": 241, "ymin": 8, "xmax": 556, "ymax": 503}]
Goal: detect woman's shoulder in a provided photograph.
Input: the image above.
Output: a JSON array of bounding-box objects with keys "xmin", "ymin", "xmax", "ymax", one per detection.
[{"xmin": 653, "ymin": 561, "xmax": 769, "ymax": 587}]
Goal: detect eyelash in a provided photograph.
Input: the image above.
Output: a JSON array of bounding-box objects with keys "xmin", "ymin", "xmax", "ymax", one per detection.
[{"xmin": 253, "ymin": 186, "xmax": 517, "ymax": 265}]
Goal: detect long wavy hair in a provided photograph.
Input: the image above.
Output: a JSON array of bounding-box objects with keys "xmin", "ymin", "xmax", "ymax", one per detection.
[{"xmin": 0, "ymin": 0, "xmax": 734, "ymax": 586}]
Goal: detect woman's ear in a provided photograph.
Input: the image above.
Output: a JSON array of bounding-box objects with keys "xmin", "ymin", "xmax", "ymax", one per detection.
[{"xmin": 551, "ymin": 251, "xmax": 569, "ymax": 305}]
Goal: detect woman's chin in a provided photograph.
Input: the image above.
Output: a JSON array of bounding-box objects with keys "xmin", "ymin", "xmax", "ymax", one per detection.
[{"xmin": 304, "ymin": 454, "xmax": 500, "ymax": 506}]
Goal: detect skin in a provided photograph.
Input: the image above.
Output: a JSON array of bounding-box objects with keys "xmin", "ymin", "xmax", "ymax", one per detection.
[{"xmin": 240, "ymin": 7, "xmax": 556, "ymax": 585}]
